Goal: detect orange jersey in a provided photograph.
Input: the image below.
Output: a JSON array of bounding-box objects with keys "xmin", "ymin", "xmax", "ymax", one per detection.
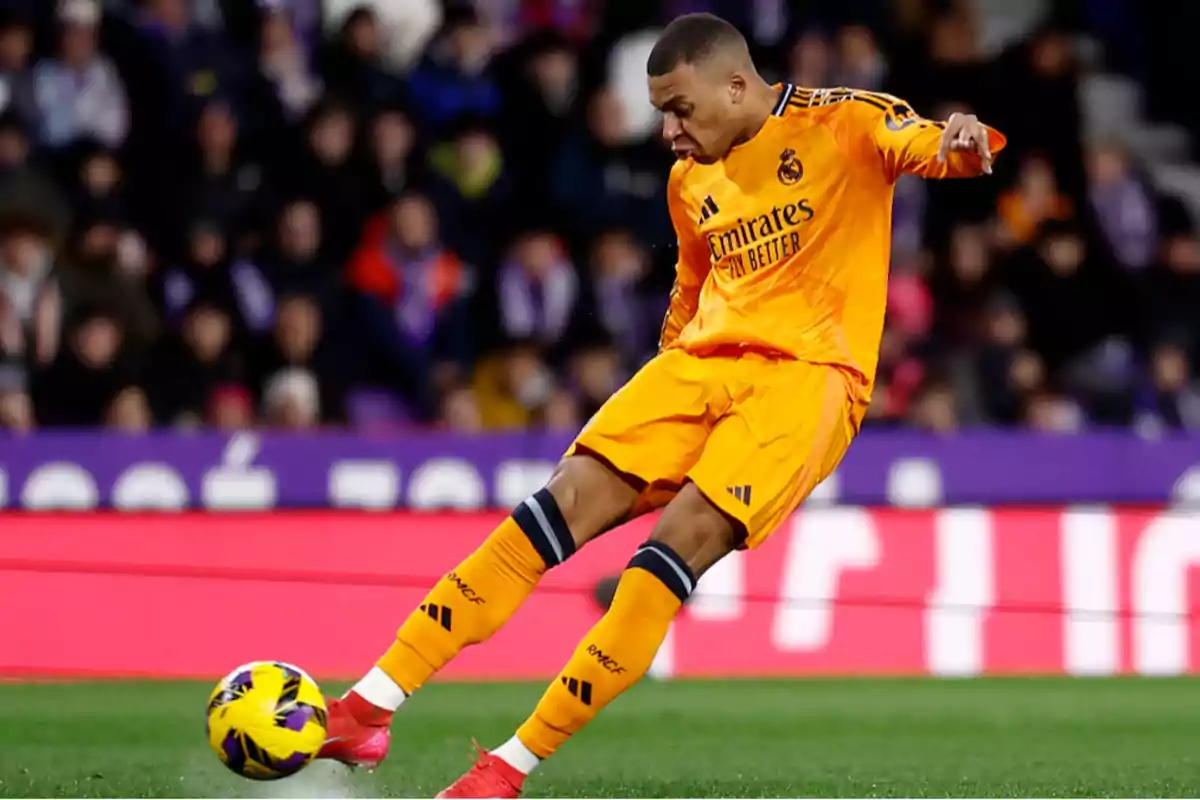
[{"xmin": 660, "ymin": 84, "xmax": 1007, "ymax": 398}]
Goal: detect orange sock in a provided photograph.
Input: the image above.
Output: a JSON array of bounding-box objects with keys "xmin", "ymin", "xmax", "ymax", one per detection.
[
  {"xmin": 375, "ymin": 489, "xmax": 577, "ymax": 696},
  {"xmin": 515, "ymin": 541, "xmax": 695, "ymax": 760}
]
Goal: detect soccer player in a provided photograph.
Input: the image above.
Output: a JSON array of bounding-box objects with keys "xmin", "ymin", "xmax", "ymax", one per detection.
[{"xmin": 319, "ymin": 13, "xmax": 1004, "ymax": 798}]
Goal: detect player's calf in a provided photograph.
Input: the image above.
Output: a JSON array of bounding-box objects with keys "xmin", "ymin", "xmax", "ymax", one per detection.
[
  {"xmin": 348, "ymin": 487, "xmax": 577, "ymax": 714},
  {"xmin": 322, "ymin": 455, "xmax": 639, "ymax": 761},
  {"xmin": 461, "ymin": 484, "xmax": 738, "ymax": 787},
  {"xmin": 442, "ymin": 538, "xmax": 698, "ymax": 793}
]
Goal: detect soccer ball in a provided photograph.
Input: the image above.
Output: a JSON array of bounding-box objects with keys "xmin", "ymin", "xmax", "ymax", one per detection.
[{"xmin": 206, "ymin": 661, "xmax": 328, "ymax": 780}]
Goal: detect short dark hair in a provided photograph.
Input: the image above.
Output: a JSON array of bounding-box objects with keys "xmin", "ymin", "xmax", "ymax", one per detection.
[{"xmin": 647, "ymin": 13, "xmax": 748, "ymax": 76}]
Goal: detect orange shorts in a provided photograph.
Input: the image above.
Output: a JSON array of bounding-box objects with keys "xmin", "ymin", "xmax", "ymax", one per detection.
[{"xmin": 567, "ymin": 347, "xmax": 866, "ymax": 548}]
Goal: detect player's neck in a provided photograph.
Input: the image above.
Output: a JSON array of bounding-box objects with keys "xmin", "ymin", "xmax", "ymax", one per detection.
[{"xmin": 732, "ymin": 81, "xmax": 782, "ymax": 150}]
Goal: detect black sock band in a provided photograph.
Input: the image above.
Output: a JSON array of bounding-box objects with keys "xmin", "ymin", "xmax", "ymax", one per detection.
[
  {"xmin": 627, "ymin": 540, "xmax": 696, "ymax": 603},
  {"xmin": 511, "ymin": 488, "xmax": 577, "ymax": 568}
]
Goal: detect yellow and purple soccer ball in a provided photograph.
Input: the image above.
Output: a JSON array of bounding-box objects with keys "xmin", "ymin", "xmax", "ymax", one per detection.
[{"xmin": 206, "ymin": 661, "xmax": 327, "ymax": 780}]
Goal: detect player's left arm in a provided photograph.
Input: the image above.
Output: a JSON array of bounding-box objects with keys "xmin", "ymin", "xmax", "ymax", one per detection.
[{"xmin": 859, "ymin": 94, "xmax": 1007, "ymax": 181}]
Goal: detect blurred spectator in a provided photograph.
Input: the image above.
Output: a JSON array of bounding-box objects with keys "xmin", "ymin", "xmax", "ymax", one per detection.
[
  {"xmin": 0, "ymin": 11, "xmax": 38, "ymax": 134},
  {"xmin": 788, "ymin": 31, "xmax": 831, "ymax": 89},
  {"xmin": 320, "ymin": 6, "xmax": 405, "ymax": 114},
  {"xmin": 0, "ymin": 114, "xmax": 69, "ymax": 238},
  {"xmin": 1134, "ymin": 342, "xmax": 1200, "ymax": 434},
  {"xmin": 586, "ymin": 228, "xmax": 662, "ymax": 369},
  {"xmin": 887, "ymin": 252, "xmax": 933, "ymax": 341},
  {"xmin": 971, "ymin": 293, "xmax": 1037, "ymax": 425},
  {"xmin": 33, "ymin": 310, "xmax": 132, "ymax": 426},
  {"xmin": 908, "ymin": 381, "xmax": 959, "ymax": 434},
  {"xmin": 481, "ymin": 0, "xmax": 593, "ymax": 45},
  {"xmin": 59, "ymin": 213, "xmax": 158, "ymax": 353},
  {"xmin": 1011, "ymin": 224, "xmax": 1123, "ymax": 372},
  {"xmin": 0, "ymin": 373, "xmax": 32, "ymax": 430},
  {"xmin": 145, "ymin": 302, "xmax": 241, "ymax": 425},
  {"xmin": 568, "ymin": 337, "xmax": 622, "ymax": 420},
  {"xmin": 438, "ymin": 384, "xmax": 483, "ymax": 432},
  {"xmin": 323, "ymin": 0, "xmax": 441, "ymax": 73},
  {"xmin": 106, "ymin": 385, "xmax": 152, "ymax": 432},
  {"xmin": 254, "ymin": 199, "xmax": 335, "ymax": 302},
  {"xmin": 1024, "ymin": 391, "xmax": 1085, "ymax": 433},
  {"xmin": 252, "ymin": 2, "xmax": 322, "ymax": 126},
  {"xmin": 1008, "ymin": 222, "xmax": 1132, "ymax": 423},
  {"xmin": 498, "ymin": 229, "xmax": 578, "ymax": 353},
  {"xmin": 1086, "ymin": 141, "xmax": 1158, "ymax": 272},
  {"xmin": 995, "ymin": 155, "xmax": 1074, "ymax": 249},
  {"xmin": 473, "ymin": 338, "xmax": 556, "ymax": 430},
  {"xmin": 915, "ymin": 13, "xmax": 990, "ymax": 115},
  {"xmin": 833, "ymin": 26, "xmax": 885, "ymax": 91},
  {"xmin": 345, "ymin": 192, "xmax": 472, "ymax": 420},
  {"xmin": 499, "ymin": 31, "xmax": 578, "ymax": 198},
  {"xmin": 362, "ymin": 108, "xmax": 416, "ymax": 210},
  {"xmin": 33, "ymin": 0, "xmax": 130, "ymax": 150},
  {"xmin": 997, "ymin": 25, "xmax": 1085, "ymax": 197},
  {"xmin": 1138, "ymin": 231, "xmax": 1200, "ymax": 357},
  {"xmin": 930, "ymin": 224, "xmax": 996, "ymax": 347},
  {"xmin": 175, "ymin": 98, "xmax": 263, "ymax": 246},
  {"xmin": 262, "ymin": 366, "xmax": 320, "ymax": 429},
  {"xmin": 208, "ymin": 383, "xmax": 254, "ymax": 429},
  {"xmin": 551, "ymin": 87, "xmax": 669, "ymax": 246},
  {"xmin": 423, "ymin": 118, "xmax": 515, "ymax": 267},
  {"xmin": 890, "ymin": 174, "xmax": 926, "ymax": 259},
  {"xmin": 0, "ymin": 215, "xmax": 61, "ymax": 370},
  {"xmin": 405, "ymin": 9, "xmax": 500, "ymax": 133},
  {"xmin": 542, "ymin": 387, "xmax": 580, "ymax": 431},
  {"xmin": 71, "ymin": 144, "xmax": 127, "ymax": 225},
  {"xmin": 159, "ymin": 220, "xmax": 243, "ymax": 330},
  {"xmin": 127, "ymin": 0, "xmax": 248, "ymax": 136},
  {"xmin": 286, "ymin": 99, "xmax": 367, "ymax": 263},
  {"xmin": 251, "ymin": 294, "xmax": 341, "ymax": 423},
  {"xmin": 863, "ymin": 325, "xmax": 924, "ymax": 426}
]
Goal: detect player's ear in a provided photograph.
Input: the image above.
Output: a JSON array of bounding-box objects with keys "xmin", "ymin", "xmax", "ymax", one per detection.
[{"xmin": 727, "ymin": 72, "xmax": 746, "ymax": 105}]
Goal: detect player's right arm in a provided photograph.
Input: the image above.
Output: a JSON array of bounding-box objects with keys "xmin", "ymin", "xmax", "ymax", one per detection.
[{"xmin": 659, "ymin": 163, "xmax": 712, "ymax": 351}]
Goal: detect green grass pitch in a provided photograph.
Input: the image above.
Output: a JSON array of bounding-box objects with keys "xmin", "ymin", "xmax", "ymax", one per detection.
[{"xmin": 1, "ymin": 677, "xmax": 1199, "ymax": 797}]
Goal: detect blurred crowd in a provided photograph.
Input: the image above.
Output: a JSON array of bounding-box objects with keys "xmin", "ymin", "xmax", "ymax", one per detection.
[{"xmin": 0, "ymin": 0, "xmax": 1196, "ymax": 435}]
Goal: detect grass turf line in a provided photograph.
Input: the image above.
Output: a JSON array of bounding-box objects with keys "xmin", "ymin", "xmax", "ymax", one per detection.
[{"xmin": 1, "ymin": 678, "xmax": 1199, "ymax": 798}]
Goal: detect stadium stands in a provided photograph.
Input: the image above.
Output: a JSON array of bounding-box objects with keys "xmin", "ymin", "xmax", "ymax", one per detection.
[{"xmin": 0, "ymin": 0, "xmax": 1195, "ymax": 434}]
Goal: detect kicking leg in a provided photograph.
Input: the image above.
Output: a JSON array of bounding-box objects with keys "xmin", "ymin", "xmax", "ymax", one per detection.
[
  {"xmin": 320, "ymin": 454, "xmax": 638, "ymax": 768},
  {"xmin": 437, "ymin": 483, "xmax": 740, "ymax": 797}
]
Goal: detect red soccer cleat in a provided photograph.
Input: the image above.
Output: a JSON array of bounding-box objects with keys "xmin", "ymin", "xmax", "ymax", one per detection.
[
  {"xmin": 436, "ymin": 743, "xmax": 527, "ymax": 799},
  {"xmin": 317, "ymin": 695, "xmax": 392, "ymax": 771}
]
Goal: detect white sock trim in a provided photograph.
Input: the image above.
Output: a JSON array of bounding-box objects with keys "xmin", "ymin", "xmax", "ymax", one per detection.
[
  {"xmin": 491, "ymin": 735, "xmax": 541, "ymax": 775},
  {"xmin": 350, "ymin": 666, "xmax": 408, "ymax": 711}
]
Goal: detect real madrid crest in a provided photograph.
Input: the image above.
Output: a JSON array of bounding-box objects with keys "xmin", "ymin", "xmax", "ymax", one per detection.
[{"xmin": 777, "ymin": 148, "xmax": 803, "ymax": 186}]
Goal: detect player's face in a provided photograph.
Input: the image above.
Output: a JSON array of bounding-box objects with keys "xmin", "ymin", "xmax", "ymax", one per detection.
[{"xmin": 649, "ymin": 63, "xmax": 740, "ymax": 164}]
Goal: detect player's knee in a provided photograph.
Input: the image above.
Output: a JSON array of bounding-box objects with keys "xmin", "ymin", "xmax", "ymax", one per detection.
[
  {"xmin": 649, "ymin": 484, "xmax": 740, "ymax": 577},
  {"xmin": 546, "ymin": 456, "xmax": 638, "ymax": 545},
  {"xmin": 511, "ymin": 456, "xmax": 636, "ymax": 570},
  {"xmin": 511, "ymin": 485, "xmax": 578, "ymax": 571}
]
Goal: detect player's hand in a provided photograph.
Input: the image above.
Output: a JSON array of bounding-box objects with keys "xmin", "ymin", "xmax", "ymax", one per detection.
[{"xmin": 937, "ymin": 112, "xmax": 993, "ymax": 174}]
